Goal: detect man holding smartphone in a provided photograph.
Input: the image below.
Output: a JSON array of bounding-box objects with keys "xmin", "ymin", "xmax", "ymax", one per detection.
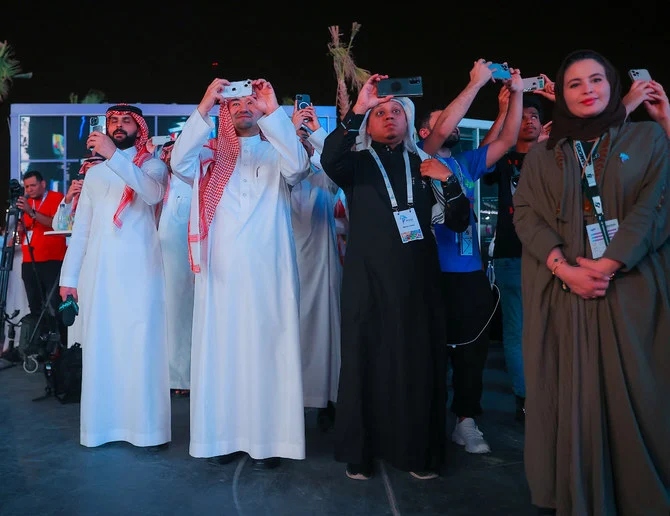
[
  {"xmin": 59, "ymin": 104, "xmax": 171, "ymax": 451},
  {"xmin": 417, "ymin": 59, "xmax": 524, "ymax": 455},
  {"xmin": 170, "ymin": 78, "xmax": 310, "ymax": 469}
]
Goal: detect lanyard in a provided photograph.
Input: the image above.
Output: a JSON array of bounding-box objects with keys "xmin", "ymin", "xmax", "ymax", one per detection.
[
  {"xmin": 31, "ymin": 192, "xmax": 47, "ymax": 213},
  {"xmin": 368, "ymin": 147, "xmax": 412, "ymax": 211},
  {"xmin": 573, "ymin": 139, "xmax": 610, "ymax": 247}
]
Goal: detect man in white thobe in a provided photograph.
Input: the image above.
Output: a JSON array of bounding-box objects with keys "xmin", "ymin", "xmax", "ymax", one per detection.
[
  {"xmin": 59, "ymin": 104, "xmax": 170, "ymax": 449},
  {"xmin": 289, "ymin": 104, "xmax": 346, "ymax": 426},
  {"xmin": 170, "ymin": 78, "xmax": 310, "ymax": 468},
  {"xmin": 156, "ymin": 141, "xmax": 194, "ymax": 396}
]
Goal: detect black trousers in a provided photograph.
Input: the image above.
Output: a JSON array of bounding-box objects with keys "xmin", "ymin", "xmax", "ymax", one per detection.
[
  {"xmin": 440, "ymin": 270, "xmax": 495, "ymax": 418},
  {"xmin": 21, "ymin": 259, "xmax": 67, "ymax": 346}
]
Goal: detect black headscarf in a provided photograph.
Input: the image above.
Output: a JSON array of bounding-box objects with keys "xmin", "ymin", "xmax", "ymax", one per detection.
[{"xmin": 546, "ymin": 49, "xmax": 627, "ymax": 149}]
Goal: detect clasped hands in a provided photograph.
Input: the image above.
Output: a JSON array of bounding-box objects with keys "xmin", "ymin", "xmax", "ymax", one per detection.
[{"xmin": 555, "ymin": 256, "xmax": 620, "ymax": 300}]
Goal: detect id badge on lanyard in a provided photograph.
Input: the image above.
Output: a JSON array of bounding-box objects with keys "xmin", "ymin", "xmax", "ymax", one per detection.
[
  {"xmin": 393, "ymin": 208, "xmax": 423, "ymax": 243},
  {"xmin": 369, "ymin": 147, "xmax": 424, "ymax": 244},
  {"xmin": 574, "ymin": 140, "xmax": 618, "ymax": 259}
]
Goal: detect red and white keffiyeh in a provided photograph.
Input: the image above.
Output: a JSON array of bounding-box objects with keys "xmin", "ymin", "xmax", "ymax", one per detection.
[
  {"xmin": 106, "ymin": 104, "xmax": 152, "ymax": 228},
  {"xmin": 187, "ymin": 101, "xmax": 240, "ymax": 273}
]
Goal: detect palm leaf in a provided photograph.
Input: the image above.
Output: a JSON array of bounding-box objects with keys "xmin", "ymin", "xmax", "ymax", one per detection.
[{"xmin": 0, "ymin": 41, "xmax": 23, "ymax": 102}]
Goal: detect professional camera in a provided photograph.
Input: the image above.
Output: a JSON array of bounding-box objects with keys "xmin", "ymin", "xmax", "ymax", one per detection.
[{"xmin": 8, "ymin": 179, "xmax": 22, "ymax": 208}]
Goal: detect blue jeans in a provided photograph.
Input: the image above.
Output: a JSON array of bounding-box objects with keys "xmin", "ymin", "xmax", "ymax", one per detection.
[{"xmin": 493, "ymin": 258, "xmax": 525, "ymax": 398}]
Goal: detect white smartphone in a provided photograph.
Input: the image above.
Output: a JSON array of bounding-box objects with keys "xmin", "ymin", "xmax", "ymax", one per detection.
[
  {"xmin": 222, "ymin": 80, "xmax": 253, "ymax": 98},
  {"xmin": 628, "ymin": 69, "xmax": 653, "ymax": 82},
  {"xmin": 151, "ymin": 135, "xmax": 172, "ymax": 146},
  {"xmin": 89, "ymin": 115, "xmax": 106, "ymax": 134},
  {"xmin": 522, "ymin": 76, "xmax": 545, "ymax": 92}
]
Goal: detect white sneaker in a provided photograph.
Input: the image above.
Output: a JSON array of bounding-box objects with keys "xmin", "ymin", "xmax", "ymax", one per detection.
[{"xmin": 452, "ymin": 418, "xmax": 491, "ymax": 454}]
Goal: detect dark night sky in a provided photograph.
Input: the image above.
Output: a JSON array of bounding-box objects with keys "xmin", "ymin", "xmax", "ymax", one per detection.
[{"xmin": 1, "ymin": 4, "xmax": 668, "ymax": 196}]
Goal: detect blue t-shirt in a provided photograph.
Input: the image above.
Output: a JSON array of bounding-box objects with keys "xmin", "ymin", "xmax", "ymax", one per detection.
[{"xmin": 419, "ymin": 143, "xmax": 493, "ymax": 272}]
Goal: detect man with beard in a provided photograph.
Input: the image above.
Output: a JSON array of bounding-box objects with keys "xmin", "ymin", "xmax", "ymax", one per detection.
[
  {"xmin": 59, "ymin": 104, "xmax": 171, "ymax": 450},
  {"xmin": 170, "ymin": 78, "xmax": 310, "ymax": 469},
  {"xmin": 320, "ymin": 73, "xmax": 469, "ymax": 480},
  {"xmin": 416, "ymin": 60, "xmax": 524, "ymax": 454},
  {"xmin": 482, "ymin": 94, "xmax": 547, "ymax": 423}
]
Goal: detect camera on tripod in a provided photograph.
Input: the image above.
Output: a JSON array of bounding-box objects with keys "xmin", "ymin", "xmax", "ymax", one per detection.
[{"xmin": 8, "ymin": 179, "xmax": 22, "ymax": 209}]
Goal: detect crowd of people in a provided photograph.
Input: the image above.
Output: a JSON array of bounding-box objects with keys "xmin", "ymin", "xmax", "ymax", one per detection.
[{"xmin": 5, "ymin": 49, "xmax": 669, "ymax": 515}]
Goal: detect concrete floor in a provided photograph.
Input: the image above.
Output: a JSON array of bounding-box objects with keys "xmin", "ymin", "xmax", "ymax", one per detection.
[{"xmin": 0, "ymin": 341, "xmax": 534, "ymax": 516}]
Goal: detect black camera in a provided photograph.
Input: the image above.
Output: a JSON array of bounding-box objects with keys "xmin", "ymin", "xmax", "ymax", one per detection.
[{"xmin": 8, "ymin": 179, "xmax": 22, "ymax": 207}]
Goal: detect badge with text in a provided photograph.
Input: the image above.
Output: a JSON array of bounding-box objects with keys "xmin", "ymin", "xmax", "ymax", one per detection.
[
  {"xmin": 393, "ymin": 208, "xmax": 424, "ymax": 243},
  {"xmin": 586, "ymin": 219, "xmax": 618, "ymax": 259}
]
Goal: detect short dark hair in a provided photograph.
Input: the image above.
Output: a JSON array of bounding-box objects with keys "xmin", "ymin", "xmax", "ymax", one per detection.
[
  {"xmin": 416, "ymin": 107, "xmax": 442, "ymax": 138},
  {"xmin": 22, "ymin": 170, "xmax": 44, "ymax": 183},
  {"xmin": 522, "ymin": 95, "xmax": 544, "ymax": 124}
]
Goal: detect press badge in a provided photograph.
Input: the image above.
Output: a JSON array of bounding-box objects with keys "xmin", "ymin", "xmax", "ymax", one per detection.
[
  {"xmin": 586, "ymin": 219, "xmax": 618, "ymax": 259},
  {"xmin": 457, "ymin": 226, "xmax": 473, "ymax": 256},
  {"xmin": 394, "ymin": 208, "xmax": 424, "ymax": 243},
  {"xmin": 23, "ymin": 230, "xmax": 33, "ymax": 245}
]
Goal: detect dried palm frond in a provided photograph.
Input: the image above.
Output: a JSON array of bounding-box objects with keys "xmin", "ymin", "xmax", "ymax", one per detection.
[
  {"xmin": 69, "ymin": 89, "xmax": 106, "ymax": 103},
  {"xmin": 327, "ymin": 23, "xmax": 371, "ymax": 120},
  {"xmin": 0, "ymin": 40, "xmax": 23, "ymax": 102}
]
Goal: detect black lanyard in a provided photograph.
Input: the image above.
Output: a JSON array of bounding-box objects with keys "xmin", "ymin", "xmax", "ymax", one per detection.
[{"xmin": 574, "ymin": 138, "xmax": 610, "ymax": 247}]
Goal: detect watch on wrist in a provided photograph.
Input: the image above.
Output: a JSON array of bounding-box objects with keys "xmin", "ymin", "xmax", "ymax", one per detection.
[{"xmin": 442, "ymin": 175, "xmax": 458, "ymax": 187}]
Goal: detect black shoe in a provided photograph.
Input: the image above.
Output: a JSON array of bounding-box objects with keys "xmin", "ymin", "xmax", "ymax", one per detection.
[
  {"xmin": 146, "ymin": 442, "xmax": 169, "ymax": 452},
  {"xmin": 515, "ymin": 395, "xmax": 526, "ymax": 423},
  {"xmin": 250, "ymin": 457, "xmax": 281, "ymax": 470},
  {"xmin": 209, "ymin": 451, "xmax": 247, "ymax": 465},
  {"xmin": 317, "ymin": 401, "xmax": 336, "ymax": 432}
]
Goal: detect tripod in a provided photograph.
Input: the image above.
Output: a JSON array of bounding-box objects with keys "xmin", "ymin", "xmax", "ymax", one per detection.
[{"xmin": 0, "ymin": 191, "xmax": 24, "ymax": 371}]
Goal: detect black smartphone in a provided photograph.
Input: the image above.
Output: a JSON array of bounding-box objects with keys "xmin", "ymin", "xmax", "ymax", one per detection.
[
  {"xmin": 295, "ymin": 94, "xmax": 311, "ymax": 109},
  {"xmin": 376, "ymin": 77, "xmax": 423, "ymax": 97}
]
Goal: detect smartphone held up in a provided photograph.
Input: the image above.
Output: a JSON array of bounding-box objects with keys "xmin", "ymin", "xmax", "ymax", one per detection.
[
  {"xmin": 89, "ymin": 115, "xmax": 106, "ymax": 134},
  {"xmin": 376, "ymin": 77, "xmax": 423, "ymax": 98},
  {"xmin": 221, "ymin": 80, "xmax": 253, "ymax": 98},
  {"xmin": 628, "ymin": 68, "xmax": 653, "ymax": 82}
]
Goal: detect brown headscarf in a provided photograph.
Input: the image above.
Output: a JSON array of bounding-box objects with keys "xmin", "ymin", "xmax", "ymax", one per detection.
[{"xmin": 546, "ymin": 49, "xmax": 627, "ymax": 150}]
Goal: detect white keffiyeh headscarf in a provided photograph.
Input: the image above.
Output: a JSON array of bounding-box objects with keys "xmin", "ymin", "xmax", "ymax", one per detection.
[{"xmin": 355, "ymin": 97, "xmax": 448, "ymax": 225}]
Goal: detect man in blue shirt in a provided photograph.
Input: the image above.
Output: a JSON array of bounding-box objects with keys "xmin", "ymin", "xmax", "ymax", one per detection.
[{"xmin": 417, "ymin": 60, "xmax": 524, "ymax": 453}]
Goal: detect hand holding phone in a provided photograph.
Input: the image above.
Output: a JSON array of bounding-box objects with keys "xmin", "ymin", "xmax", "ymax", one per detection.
[
  {"xmin": 295, "ymin": 94, "xmax": 311, "ymax": 110},
  {"xmin": 489, "ymin": 63, "xmax": 511, "ymax": 81}
]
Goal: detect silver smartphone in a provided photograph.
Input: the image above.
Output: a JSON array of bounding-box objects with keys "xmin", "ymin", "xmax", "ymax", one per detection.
[
  {"xmin": 522, "ymin": 76, "xmax": 545, "ymax": 92},
  {"xmin": 89, "ymin": 115, "xmax": 106, "ymax": 134},
  {"xmin": 222, "ymin": 80, "xmax": 253, "ymax": 98},
  {"xmin": 628, "ymin": 69, "xmax": 652, "ymax": 82}
]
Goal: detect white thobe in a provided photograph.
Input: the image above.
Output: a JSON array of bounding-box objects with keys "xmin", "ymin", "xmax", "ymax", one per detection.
[
  {"xmin": 60, "ymin": 148, "xmax": 171, "ymax": 448},
  {"xmin": 290, "ymin": 128, "xmax": 345, "ymax": 408},
  {"xmin": 171, "ymin": 108, "xmax": 310, "ymax": 459},
  {"xmin": 157, "ymin": 173, "xmax": 194, "ymax": 390}
]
